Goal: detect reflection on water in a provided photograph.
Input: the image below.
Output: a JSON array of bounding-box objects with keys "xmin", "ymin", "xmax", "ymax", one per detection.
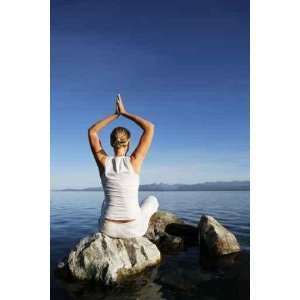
[{"xmin": 51, "ymin": 191, "xmax": 249, "ymax": 300}]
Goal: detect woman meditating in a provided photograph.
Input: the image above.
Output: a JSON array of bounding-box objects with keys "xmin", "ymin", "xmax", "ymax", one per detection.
[{"xmin": 88, "ymin": 94, "xmax": 159, "ymax": 238}]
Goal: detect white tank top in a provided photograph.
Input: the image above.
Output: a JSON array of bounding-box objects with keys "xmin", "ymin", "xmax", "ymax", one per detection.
[{"xmin": 100, "ymin": 156, "xmax": 141, "ymax": 220}]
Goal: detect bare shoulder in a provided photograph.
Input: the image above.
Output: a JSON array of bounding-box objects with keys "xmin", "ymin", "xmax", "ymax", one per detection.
[{"xmin": 129, "ymin": 155, "xmax": 142, "ymax": 175}]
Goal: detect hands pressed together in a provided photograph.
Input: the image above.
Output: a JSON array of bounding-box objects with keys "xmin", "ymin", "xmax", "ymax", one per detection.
[
  {"xmin": 113, "ymin": 94, "xmax": 154, "ymax": 131},
  {"xmin": 115, "ymin": 94, "xmax": 126, "ymax": 116}
]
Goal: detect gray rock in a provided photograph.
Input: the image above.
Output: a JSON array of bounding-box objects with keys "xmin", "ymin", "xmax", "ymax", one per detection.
[
  {"xmin": 198, "ymin": 215, "xmax": 240, "ymax": 256},
  {"xmin": 144, "ymin": 211, "xmax": 198, "ymax": 249},
  {"xmin": 155, "ymin": 232, "xmax": 184, "ymax": 252},
  {"xmin": 143, "ymin": 211, "xmax": 184, "ymax": 251},
  {"xmin": 57, "ymin": 232, "xmax": 161, "ymax": 285},
  {"xmin": 144, "ymin": 211, "xmax": 185, "ymax": 241}
]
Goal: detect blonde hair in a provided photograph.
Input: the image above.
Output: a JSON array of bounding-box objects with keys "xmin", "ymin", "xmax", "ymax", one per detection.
[{"xmin": 110, "ymin": 127, "xmax": 131, "ymax": 149}]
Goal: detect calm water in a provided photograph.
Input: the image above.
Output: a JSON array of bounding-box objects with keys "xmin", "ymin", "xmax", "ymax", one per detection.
[{"xmin": 51, "ymin": 191, "xmax": 250, "ymax": 300}]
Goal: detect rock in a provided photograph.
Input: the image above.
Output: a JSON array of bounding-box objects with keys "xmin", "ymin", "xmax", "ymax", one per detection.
[
  {"xmin": 198, "ymin": 215, "xmax": 240, "ymax": 256},
  {"xmin": 144, "ymin": 211, "xmax": 185, "ymax": 241},
  {"xmin": 57, "ymin": 232, "xmax": 161, "ymax": 285},
  {"xmin": 144, "ymin": 211, "xmax": 198, "ymax": 250},
  {"xmin": 155, "ymin": 232, "xmax": 184, "ymax": 252}
]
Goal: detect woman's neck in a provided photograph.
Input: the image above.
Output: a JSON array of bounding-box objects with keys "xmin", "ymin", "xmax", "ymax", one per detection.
[{"xmin": 114, "ymin": 149, "xmax": 127, "ymax": 157}]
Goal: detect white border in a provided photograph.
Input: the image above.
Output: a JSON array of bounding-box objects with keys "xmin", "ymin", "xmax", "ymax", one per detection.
[
  {"xmin": 0, "ymin": 1, "xmax": 50, "ymax": 299},
  {"xmin": 251, "ymin": 1, "xmax": 300, "ymax": 299}
]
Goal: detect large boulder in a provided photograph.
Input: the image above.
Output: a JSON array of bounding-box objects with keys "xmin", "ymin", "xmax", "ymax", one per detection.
[
  {"xmin": 198, "ymin": 215, "xmax": 240, "ymax": 256},
  {"xmin": 144, "ymin": 211, "xmax": 198, "ymax": 250},
  {"xmin": 57, "ymin": 232, "xmax": 161, "ymax": 285}
]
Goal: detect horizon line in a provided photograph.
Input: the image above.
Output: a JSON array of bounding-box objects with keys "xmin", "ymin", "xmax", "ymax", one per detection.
[{"xmin": 51, "ymin": 180, "xmax": 250, "ymax": 191}]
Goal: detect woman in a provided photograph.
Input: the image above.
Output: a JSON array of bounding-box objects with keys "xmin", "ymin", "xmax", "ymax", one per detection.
[{"xmin": 88, "ymin": 94, "xmax": 159, "ymax": 238}]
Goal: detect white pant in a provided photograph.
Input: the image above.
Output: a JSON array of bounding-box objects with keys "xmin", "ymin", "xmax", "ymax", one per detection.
[{"xmin": 98, "ymin": 195, "xmax": 159, "ymax": 238}]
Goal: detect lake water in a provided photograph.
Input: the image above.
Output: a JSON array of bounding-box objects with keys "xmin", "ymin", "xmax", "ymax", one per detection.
[{"xmin": 51, "ymin": 191, "xmax": 250, "ymax": 300}]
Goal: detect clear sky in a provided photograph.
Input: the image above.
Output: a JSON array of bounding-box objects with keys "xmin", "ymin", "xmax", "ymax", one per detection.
[{"xmin": 51, "ymin": 0, "xmax": 249, "ymax": 189}]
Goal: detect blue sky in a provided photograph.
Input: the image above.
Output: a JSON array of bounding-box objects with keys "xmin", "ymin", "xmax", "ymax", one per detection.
[{"xmin": 51, "ymin": 0, "xmax": 249, "ymax": 189}]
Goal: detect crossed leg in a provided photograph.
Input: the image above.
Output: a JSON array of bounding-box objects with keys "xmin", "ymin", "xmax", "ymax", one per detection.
[{"xmin": 139, "ymin": 195, "xmax": 159, "ymax": 235}]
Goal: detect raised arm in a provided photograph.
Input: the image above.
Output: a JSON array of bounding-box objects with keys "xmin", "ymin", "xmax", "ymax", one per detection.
[
  {"xmin": 88, "ymin": 111, "xmax": 119, "ymax": 172},
  {"xmin": 117, "ymin": 95, "xmax": 154, "ymax": 172}
]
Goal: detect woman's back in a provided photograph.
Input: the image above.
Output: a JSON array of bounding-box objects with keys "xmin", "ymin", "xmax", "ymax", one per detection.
[
  {"xmin": 100, "ymin": 156, "xmax": 141, "ymax": 220},
  {"xmin": 88, "ymin": 94, "xmax": 159, "ymax": 237}
]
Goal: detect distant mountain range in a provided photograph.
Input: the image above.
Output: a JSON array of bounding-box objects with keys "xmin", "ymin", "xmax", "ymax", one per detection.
[{"xmin": 54, "ymin": 181, "xmax": 250, "ymax": 192}]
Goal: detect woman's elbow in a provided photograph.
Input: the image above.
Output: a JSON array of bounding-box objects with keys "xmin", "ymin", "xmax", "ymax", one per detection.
[
  {"xmin": 149, "ymin": 122, "xmax": 155, "ymax": 130},
  {"xmin": 88, "ymin": 127, "xmax": 96, "ymax": 136},
  {"xmin": 145, "ymin": 123, "xmax": 154, "ymax": 133}
]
